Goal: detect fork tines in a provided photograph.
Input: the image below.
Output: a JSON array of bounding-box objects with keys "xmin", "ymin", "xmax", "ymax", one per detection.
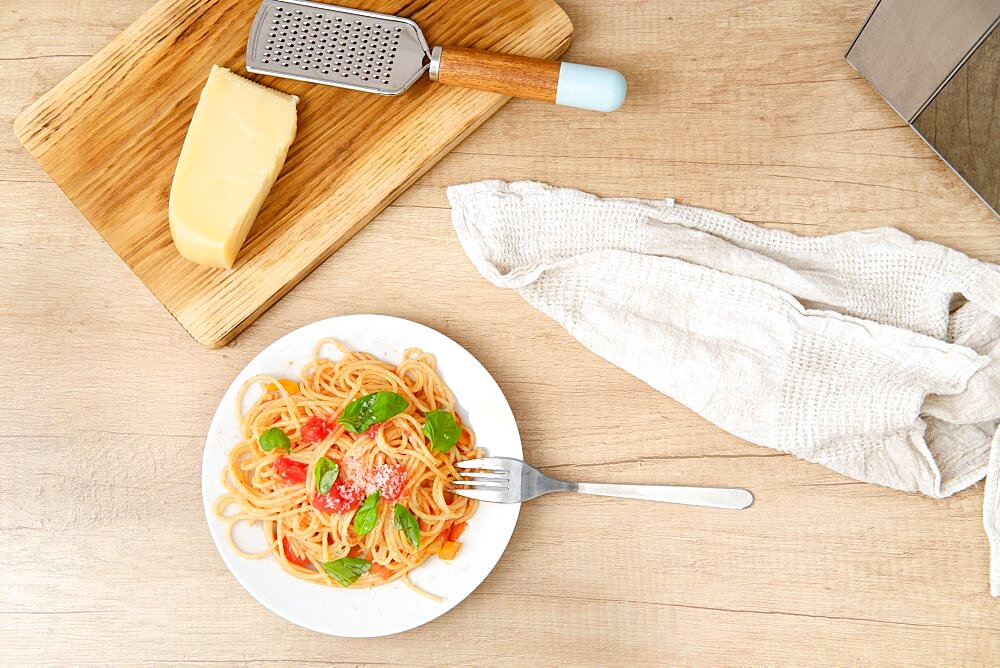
[{"xmin": 451, "ymin": 457, "xmax": 511, "ymax": 502}]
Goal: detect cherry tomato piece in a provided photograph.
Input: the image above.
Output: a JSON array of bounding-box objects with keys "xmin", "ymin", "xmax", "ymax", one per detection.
[
  {"xmin": 274, "ymin": 456, "xmax": 307, "ymax": 484},
  {"xmin": 301, "ymin": 415, "xmax": 331, "ymax": 444},
  {"xmin": 282, "ymin": 537, "xmax": 311, "ymax": 565}
]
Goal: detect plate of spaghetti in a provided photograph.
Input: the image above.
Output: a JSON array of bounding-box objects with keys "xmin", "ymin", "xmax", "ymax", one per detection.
[{"xmin": 201, "ymin": 314, "xmax": 521, "ymax": 637}]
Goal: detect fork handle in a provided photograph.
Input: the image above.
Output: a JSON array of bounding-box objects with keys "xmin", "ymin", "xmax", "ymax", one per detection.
[
  {"xmin": 428, "ymin": 46, "xmax": 626, "ymax": 112},
  {"xmin": 573, "ymin": 482, "xmax": 754, "ymax": 510}
]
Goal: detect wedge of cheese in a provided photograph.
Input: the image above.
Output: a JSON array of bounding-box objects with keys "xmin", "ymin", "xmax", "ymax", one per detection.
[{"xmin": 168, "ymin": 65, "xmax": 298, "ymax": 269}]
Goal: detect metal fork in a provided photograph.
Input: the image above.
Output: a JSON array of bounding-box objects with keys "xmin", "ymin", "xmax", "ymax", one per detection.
[{"xmin": 453, "ymin": 457, "xmax": 753, "ymax": 509}]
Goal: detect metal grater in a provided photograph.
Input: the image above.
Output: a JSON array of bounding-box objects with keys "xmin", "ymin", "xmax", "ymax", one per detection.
[
  {"xmin": 246, "ymin": 0, "xmax": 430, "ymax": 95},
  {"xmin": 246, "ymin": 0, "xmax": 627, "ymax": 111}
]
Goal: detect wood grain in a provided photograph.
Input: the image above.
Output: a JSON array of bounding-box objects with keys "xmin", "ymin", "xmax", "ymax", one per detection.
[
  {"xmin": 12, "ymin": 0, "xmax": 573, "ymax": 348},
  {"xmin": 3, "ymin": 0, "xmax": 1000, "ymax": 664},
  {"xmin": 913, "ymin": 24, "xmax": 1000, "ymax": 213},
  {"xmin": 436, "ymin": 47, "xmax": 561, "ymax": 102}
]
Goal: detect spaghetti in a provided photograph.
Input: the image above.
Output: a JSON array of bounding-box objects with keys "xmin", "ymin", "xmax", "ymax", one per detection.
[{"xmin": 213, "ymin": 339, "xmax": 478, "ymax": 591}]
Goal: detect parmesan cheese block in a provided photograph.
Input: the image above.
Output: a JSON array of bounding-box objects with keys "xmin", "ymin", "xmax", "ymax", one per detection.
[{"xmin": 168, "ymin": 66, "xmax": 298, "ymax": 269}]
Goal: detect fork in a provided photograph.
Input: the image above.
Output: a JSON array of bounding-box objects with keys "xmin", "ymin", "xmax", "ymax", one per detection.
[{"xmin": 452, "ymin": 457, "xmax": 753, "ymax": 509}]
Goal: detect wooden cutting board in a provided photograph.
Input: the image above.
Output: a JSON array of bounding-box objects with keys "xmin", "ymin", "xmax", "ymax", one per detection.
[{"xmin": 14, "ymin": 0, "xmax": 572, "ymax": 348}]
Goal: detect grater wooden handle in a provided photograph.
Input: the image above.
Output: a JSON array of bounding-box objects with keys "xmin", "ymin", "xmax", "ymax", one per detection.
[
  {"xmin": 430, "ymin": 46, "xmax": 561, "ymax": 102},
  {"xmin": 429, "ymin": 46, "xmax": 627, "ymax": 112}
]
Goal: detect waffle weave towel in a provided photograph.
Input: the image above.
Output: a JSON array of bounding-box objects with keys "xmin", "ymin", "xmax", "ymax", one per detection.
[{"xmin": 447, "ymin": 180, "xmax": 1000, "ymax": 596}]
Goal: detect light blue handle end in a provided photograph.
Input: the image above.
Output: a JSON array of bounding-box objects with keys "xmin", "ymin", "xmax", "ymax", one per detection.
[{"xmin": 555, "ymin": 62, "xmax": 627, "ymax": 112}]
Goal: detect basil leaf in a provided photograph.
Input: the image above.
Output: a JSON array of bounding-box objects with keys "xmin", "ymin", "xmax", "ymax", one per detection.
[
  {"xmin": 258, "ymin": 427, "xmax": 290, "ymax": 452},
  {"xmin": 392, "ymin": 503, "xmax": 420, "ymax": 548},
  {"xmin": 353, "ymin": 490, "xmax": 380, "ymax": 536},
  {"xmin": 423, "ymin": 410, "xmax": 460, "ymax": 453},
  {"xmin": 322, "ymin": 556, "xmax": 371, "ymax": 587},
  {"xmin": 315, "ymin": 457, "xmax": 339, "ymax": 494},
  {"xmin": 338, "ymin": 391, "xmax": 408, "ymax": 434}
]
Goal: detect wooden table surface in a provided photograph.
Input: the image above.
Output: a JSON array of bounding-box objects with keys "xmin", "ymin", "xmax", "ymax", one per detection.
[{"xmin": 3, "ymin": 0, "xmax": 999, "ymax": 664}]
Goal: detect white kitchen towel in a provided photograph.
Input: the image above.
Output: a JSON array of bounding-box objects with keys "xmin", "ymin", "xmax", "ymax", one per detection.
[{"xmin": 447, "ymin": 180, "xmax": 1000, "ymax": 596}]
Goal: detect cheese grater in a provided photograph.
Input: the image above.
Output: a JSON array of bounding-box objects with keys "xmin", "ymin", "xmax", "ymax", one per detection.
[
  {"xmin": 247, "ymin": 0, "xmax": 626, "ymax": 112},
  {"xmin": 846, "ymin": 0, "xmax": 998, "ymax": 215}
]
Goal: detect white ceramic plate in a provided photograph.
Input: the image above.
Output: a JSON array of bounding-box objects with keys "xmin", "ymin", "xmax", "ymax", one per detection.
[{"xmin": 201, "ymin": 314, "xmax": 521, "ymax": 637}]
